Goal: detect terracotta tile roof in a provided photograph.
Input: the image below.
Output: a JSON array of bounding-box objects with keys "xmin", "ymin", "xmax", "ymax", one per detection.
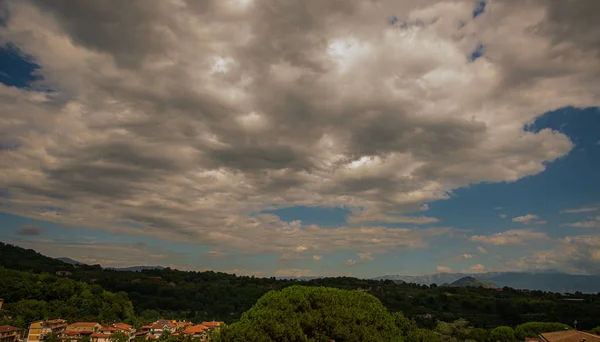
[
  {"xmin": 47, "ymin": 319, "xmax": 67, "ymax": 324},
  {"xmin": 184, "ymin": 325, "xmax": 208, "ymax": 334},
  {"xmin": 64, "ymin": 331, "xmax": 85, "ymax": 336},
  {"xmin": 100, "ymin": 327, "xmax": 118, "ymax": 332},
  {"xmin": 0, "ymin": 326, "xmax": 22, "ymax": 333},
  {"xmin": 114, "ymin": 324, "xmax": 132, "ymax": 330},
  {"xmin": 150, "ymin": 324, "xmax": 165, "ymax": 329},
  {"xmin": 201, "ymin": 322, "xmax": 223, "ymax": 328},
  {"xmin": 541, "ymin": 330, "xmax": 600, "ymax": 342},
  {"xmin": 69, "ymin": 322, "xmax": 99, "ymax": 327},
  {"xmin": 90, "ymin": 333, "xmax": 111, "ymax": 338},
  {"xmin": 140, "ymin": 326, "xmax": 152, "ymax": 329}
]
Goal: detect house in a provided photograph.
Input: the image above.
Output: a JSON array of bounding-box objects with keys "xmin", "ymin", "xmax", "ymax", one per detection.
[
  {"xmin": 539, "ymin": 330, "xmax": 600, "ymax": 342},
  {"xmin": 26, "ymin": 320, "xmax": 67, "ymax": 342},
  {"xmin": 90, "ymin": 333, "xmax": 111, "ymax": 342},
  {"xmin": 149, "ymin": 323, "xmax": 176, "ymax": 337},
  {"xmin": 0, "ymin": 325, "xmax": 22, "ymax": 342},
  {"xmin": 66, "ymin": 323, "xmax": 101, "ymax": 334},
  {"xmin": 200, "ymin": 322, "xmax": 224, "ymax": 332},
  {"xmin": 112, "ymin": 324, "xmax": 133, "ymax": 333},
  {"xmin": 98, "ymin": 327, "xmax": 118, "ymax": 335},
  {"xmin": 111, "ymin": 324, "xmax": 135, "ymax": 341},
  {"xmin": 182, "ymin": 325, "xmax": 208, "ymax": 339},
  {"xmin": 63, "ymin": 323, "xmax": 100, "ymax": 342},
  {"xmin": 56, "ymin": 271, "xmax": 73, "ymax": 277},
  {"xmin": 139, "ymin": 326, "xmax": 152, "ymax": 334}
]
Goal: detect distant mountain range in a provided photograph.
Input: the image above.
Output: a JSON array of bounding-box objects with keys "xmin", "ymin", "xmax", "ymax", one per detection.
[
  {"xmin": 56, "ymin": 257, "xmax": 83, "ymax": 265},
  {"xmin": 52, "ymin": 256, "xmax": 600, "ymax": 293},
  {"xmin": 372, "ymin": 272, "xmax": 600, "ymax": 293},
  {"xmin": 55, "ymin": 257, "xmax": 164, "ymax": 272},
  {"xmin": 445, "ymin": 276, "xmax": 497, "ymax": 289},
  {"xmin": 105, "ymin": 266, "xmax": 165, "ymax": 272}
]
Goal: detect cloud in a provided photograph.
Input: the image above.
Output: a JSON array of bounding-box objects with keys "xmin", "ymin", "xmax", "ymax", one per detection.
[
  {"xmin": 15, "ymin": 224, "xmax": 43, "ymax": 236},
  {"xmin": 470, "ymin": 229, "xmax": 549, "ymax": 246},
  {"xmin": 203, "ymin": 250, "xmax": 227, "ymax": 258},
  {"xmin": 494, "ymin": 207, "xmax": 503, "ymax": 211},
  {"xmin": 561, "ymin": 206, "xmax": 600, "ymax": 214},
  {"xmin": 503, "ymin": 234, "xmax": 600, "ymax": 274},
  {"xmin": 357, "ymin": 252, "xmax": 374, "ymax": 261},
  {"xmin": 312, "ymin": 255, "xmax": 322, "ymax": 261},
  {"xmin": 499, "ymin": 214, "xmax": 507, "ymax": 219},
  {"xmin": 437, "ymin": 265, "xmax": 452, "ymax": 273},
  {"xmin": 347, "ymin": 210, "xmax": 439, "ymax": 225},
  {"xmin": 566, "ymin": 216, "xmax": 600, "ymax": 228},
  {"xmin": 444, "ymin": 253, "xmax": 474, "ymax": 262},
  {"xmin": 462, "ymin": 264, "xmax": 486, "ymax": 274},
  {"xmin": 512, "ymin": 214, "xmax": 540, "ymax": 224},
  {"xmin": 476, "ymin": 246, "xmax": 488, "ymax": 255},
  {"xmin": 1, "ymin": 0, "xmax": 597, "ymax": 258},
  {"xmin": 273, "ymin": 268, "xmax": 317, "ymax": 278},
  {"xmin": 346, "ymin": 252, "xmax": 375, "ymax": 266}
]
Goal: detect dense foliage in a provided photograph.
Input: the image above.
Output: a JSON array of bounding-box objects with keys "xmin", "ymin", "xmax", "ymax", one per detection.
[
  {"xmin": 2, "ymin": 242, "xmax": 600, "ymax": 332},
  {"xmin": 217, "ymin": 286, "xmax": 408, "ymax": 342},
  {"xmin": 514, "ymin": 322, "xmax": 570, "ymax": 340},
  {"xmin": 0, "ymin": 266, "xmax": 135, "ymax": 328}
]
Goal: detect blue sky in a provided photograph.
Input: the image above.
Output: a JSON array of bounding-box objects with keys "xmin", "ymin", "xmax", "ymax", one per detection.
[{"xmin": 1, "ymin": 0, "xmax": 600, "ymax": 278}]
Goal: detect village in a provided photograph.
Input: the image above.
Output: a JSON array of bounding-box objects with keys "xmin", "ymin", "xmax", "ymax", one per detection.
[{"xmin": 0, "ymin": 316, "xmax": 223, "ymax": 342}]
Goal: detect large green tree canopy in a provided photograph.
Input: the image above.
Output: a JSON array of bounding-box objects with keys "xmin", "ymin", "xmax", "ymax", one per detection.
[{"xmin": 216, "ymin": 285, "xmax": 410, "ymax": 342}]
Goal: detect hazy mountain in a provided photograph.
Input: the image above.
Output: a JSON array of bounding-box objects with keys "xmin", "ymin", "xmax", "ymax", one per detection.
[
  {"xmin": 373, "ymin": 272, "xmax": 600, "ymax": 293},
  {"xmin": 372, "ymin": 273, "xmax": 463, "ymax": 285},
  {"xmin": 275, "ymin": 276, "xmax": 328, "ymax": 281},
  {"xmin": 105, "ymin": 266, "xmax": 165, "ymax": 272},
  {"xmin": 56, "ymin": 257, "xmax": 84, "ymax": 265},
  {"xmin": 449, "ymin": 276, "xmax": 497, "ymax": 288}
]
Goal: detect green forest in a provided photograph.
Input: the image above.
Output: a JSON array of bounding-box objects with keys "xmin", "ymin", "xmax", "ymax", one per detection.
[{"xmin": 2, "ymin": 241, "xmax": 600, "ymax": 341}]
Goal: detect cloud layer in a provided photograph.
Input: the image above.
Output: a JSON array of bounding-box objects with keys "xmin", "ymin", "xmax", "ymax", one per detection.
[{"xmin": 1, "ymin": 0, "xmax": 600, "ymax": 271}]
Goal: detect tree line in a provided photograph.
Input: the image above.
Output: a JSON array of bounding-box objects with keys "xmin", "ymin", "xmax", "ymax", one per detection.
[{"xmin": 2, "ymin": 242, "xmax": 600, "ymax": 331}]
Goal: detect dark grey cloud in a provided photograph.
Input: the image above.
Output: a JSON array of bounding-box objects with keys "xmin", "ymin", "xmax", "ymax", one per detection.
[
  {"xmin": 15, "ymin": 224, "xmax": 43, "ymax": 236},
  {"xmin": 0, "ymin": 0, "xmax": 598, "ymax": 269}
]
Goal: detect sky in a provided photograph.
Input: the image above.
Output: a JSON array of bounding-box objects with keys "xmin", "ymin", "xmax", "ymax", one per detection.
[{"xmin": 1, "ymin": 0, "xmax": 599, "ymax": 278}]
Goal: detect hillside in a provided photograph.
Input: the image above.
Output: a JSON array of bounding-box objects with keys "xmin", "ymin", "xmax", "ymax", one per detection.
[
  {"xmin": 449, "ymin": 276, "xmax": 497, "ymax": 289},
  {"xmin": 2, "ymin": 242, "xmax": 600, "ymax": 330},
  {"xmin": 0, "ymin": 266, "xmax": 135, "ymax": 328},
  {"xmin": 373, "ymin": 272, "xmax": 600, "ymax": 293},
  {"xmin": 56, "ymin": 257, "xmax": 84, "ymax": 265}
]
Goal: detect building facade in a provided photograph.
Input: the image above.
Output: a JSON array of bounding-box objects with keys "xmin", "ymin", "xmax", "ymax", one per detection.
[
  {"xmin": 0, "ymin": 326, "xmax": 22, "ymax": 342},
  {"xmin": 26, "ymin": 319, "xmax": 67, "ymax": 342}
]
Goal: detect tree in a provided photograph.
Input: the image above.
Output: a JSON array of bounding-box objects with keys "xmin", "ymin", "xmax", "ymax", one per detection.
[
  {"xmin": 514, "ymin": 322, "xmax": 570, "ymax": 340},
  {"xmin": 406, "ymin": 329, "xmax": 444, "ymax": 342},
  {"xmin": 488, "ymin": 326, "xmax": 516, "ymax": 342},
  {"xmin": 44, "ymin": 332, "xmax": 61, "ymax": 342},
  {"xmin": 110, "ymin": 332, "xmax": 130, "ymax": 342},
  {"xmin": 158, "ymin": 331, "xmax": 172, "ymax": 342},
  {"xmin": 218, "ymin": 285, "xmax": 406, "ymax": 341}
]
